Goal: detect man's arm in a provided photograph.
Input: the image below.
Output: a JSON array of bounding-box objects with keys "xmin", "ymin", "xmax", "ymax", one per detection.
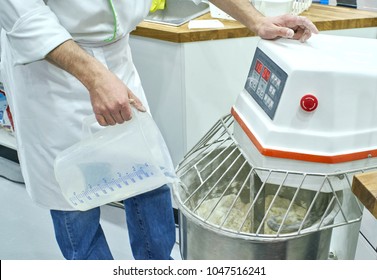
[
  {"xmin": 46, "ymin": 40, "xmax": 145, "ymax": 126},
  {"xmin": 209, "ymin": 0, "xmax": 318, "ymax": 42}
]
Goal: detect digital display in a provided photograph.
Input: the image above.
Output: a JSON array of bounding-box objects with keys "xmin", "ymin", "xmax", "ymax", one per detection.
[
  {"xmin": 244, "ymin": 48, "xmax": 287, "ymax": 120},
  {"xmin": 255, "ymin": 60, "xmax": 263, "ymax": 74},
  {"xmin": 262, "ymin": 67, "xmax": 271, "ymax": 82}
]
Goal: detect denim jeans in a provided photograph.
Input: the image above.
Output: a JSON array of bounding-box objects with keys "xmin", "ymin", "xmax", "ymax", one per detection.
[{"xmin": 50, "ymin": 185, "xmax": 175, "ymax": 260}]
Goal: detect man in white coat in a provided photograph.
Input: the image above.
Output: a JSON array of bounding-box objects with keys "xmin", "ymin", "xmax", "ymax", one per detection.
[{"xmin": 0, "ymin": 0, "xmax": 318, "ymax": 259}]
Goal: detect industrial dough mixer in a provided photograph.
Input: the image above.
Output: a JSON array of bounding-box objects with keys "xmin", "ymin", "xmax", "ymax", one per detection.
[{"xmin": 174, "ymin": 34, "xmax": 377, "ymax": 260}]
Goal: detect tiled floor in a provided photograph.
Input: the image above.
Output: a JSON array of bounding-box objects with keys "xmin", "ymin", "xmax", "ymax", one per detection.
[{"xmin": 0, "ymin": 176, "xmax": 181, "ymax": 260}]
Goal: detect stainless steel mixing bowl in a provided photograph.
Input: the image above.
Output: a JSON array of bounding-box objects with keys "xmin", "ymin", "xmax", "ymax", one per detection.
[{"xmin": 174, "ymin": 115, "xmax": 361, "ymax": 260}]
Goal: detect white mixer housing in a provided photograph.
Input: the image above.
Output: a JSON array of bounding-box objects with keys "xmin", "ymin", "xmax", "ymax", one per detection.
[{"xmin": 233, "ymin": 34, "xmax": 377, "ymax": 175}]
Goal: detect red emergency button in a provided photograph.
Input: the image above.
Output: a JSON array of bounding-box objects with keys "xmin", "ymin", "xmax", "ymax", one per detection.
[{"xmin": 300, "ymin": 94, "xmax": 318, "ymax": 112}]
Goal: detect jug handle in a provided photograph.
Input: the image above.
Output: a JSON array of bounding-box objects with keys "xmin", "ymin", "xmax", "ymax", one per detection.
[
  {"xmin": 81, "ymin": 115, "xmax": 98, "ymax": 139},
  {"xmin": 81, "ymin": 108, "xmax": 141, "ymax": 139}
]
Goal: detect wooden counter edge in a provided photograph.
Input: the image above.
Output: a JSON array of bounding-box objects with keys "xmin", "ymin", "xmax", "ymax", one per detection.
[
  {"xmin": 131, "ymin": 4, "xmax": 377, "ymax": 43},
  {"xmin": 352, "ymin": 172, "xmax": 377, "ymax": 219}
]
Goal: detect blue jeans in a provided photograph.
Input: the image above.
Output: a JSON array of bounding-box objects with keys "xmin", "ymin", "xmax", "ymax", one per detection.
[{"xmin": 50, "ymin": 185, "xmax": 175, "ymax": 260}]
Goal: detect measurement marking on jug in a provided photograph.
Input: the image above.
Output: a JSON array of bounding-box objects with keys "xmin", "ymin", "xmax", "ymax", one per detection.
[{"xmin": 69, "ymin": 163, "xmax": 157, "ymax": 205}]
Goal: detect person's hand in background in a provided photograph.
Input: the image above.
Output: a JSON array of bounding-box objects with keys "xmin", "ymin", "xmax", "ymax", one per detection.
[
  {"xmin": 254, "ymin": 14, "xmax": 318, "ymax": 42},
  {"xmin": 209, "ymin": 0, "xmax": 318, "ymax": 42}
]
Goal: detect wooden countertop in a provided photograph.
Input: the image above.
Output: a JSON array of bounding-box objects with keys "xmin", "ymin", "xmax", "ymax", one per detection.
[
  {"xmin": 131, "ymin": 4, "xmax": 377, "ymax": 43},
  {"xmin": 352, "ymin": 172, "xmax": 377, "ymax": 219}
]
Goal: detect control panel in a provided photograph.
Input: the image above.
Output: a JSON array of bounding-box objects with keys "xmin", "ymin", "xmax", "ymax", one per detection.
[{"xmin": 244, "ymin": 48, "xmax": 287, "ymax": 120}]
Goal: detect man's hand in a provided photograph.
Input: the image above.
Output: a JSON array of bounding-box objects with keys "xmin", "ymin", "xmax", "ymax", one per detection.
[
  {"xmin": 87, "ymin": 68, "xmax": 146, "ymax": 126},
  {"xmin": 209, "ymin": 0, "xmax": 318, "ymax": 42},
  {"xmin": 254, "ymin": 14, "xmax": 318, "ymax": 42},
  {"xmin": 46, "ymin": 39, "xmax": 146, "ymax": 126}
]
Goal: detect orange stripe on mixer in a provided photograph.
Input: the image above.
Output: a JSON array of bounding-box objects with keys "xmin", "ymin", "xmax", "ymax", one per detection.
[{"xmin": 231, "ymin": 107, "xmax": 377, "ymax": 164}]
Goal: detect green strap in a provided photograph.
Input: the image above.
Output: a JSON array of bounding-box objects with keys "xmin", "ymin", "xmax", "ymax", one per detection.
[
  {"xmin": 105, "ymin": 0, "xmax": 166, "ymax": 41},
  {"xmin": 104, "ymin": 0, "xmax": 118, "ymax": 42}
]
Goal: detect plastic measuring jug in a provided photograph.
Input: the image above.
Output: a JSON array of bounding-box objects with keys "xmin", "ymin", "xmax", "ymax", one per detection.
[{"xmin": 54, "ymin": 109, "xmax": 178, "ymax": 211}]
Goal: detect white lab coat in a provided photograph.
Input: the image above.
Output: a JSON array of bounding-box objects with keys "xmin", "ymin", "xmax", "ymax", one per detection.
[{"xmin": 0, "ymin": 0, "xmax": 154, "ymax": 210}]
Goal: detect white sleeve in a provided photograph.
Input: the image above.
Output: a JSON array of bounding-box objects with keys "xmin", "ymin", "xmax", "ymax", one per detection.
[{"xmin": 0, "ymin": 0, "xmax": 72, "ymax": 65}]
